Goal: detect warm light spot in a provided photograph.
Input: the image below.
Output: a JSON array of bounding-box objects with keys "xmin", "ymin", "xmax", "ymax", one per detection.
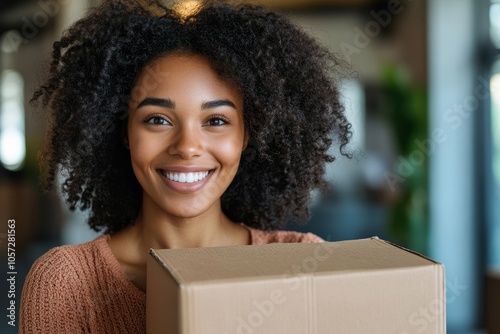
[{"xmin": 174, "ymin": 0, "xmax": 201, "ymax": 19}]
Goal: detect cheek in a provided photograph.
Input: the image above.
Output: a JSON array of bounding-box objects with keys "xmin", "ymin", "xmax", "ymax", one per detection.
[
  {"xmin": 128, "ymin": 132, "xmax": 161, "ymax": 173},
  {"xmin": 215, "ymin": 133, "xmax": 245, "ymax": 168}
]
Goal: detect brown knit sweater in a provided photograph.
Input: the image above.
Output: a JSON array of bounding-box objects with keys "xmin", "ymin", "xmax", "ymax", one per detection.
[{"xmin": 19, "ymin": 225, "xmax": 323, "ymax": 333}]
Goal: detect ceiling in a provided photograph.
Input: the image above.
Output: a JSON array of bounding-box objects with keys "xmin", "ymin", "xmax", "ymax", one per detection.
[{"xmin": 252, "ymin": 0, "xmax": 386, "ymax": 10}]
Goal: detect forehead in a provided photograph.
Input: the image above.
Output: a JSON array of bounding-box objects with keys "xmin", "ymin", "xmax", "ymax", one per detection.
[{"xmin": 131, "ymin": 53, "xmax": 242, "ymax": 104}]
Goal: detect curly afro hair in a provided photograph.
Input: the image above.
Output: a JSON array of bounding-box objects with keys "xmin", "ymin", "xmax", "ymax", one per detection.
[{"xmin": 34, "ymin": 0, "xmax": 351, "ymax": 235}]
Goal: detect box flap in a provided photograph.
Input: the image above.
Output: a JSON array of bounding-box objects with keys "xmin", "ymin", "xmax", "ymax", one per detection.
[{"xmin": 149, "ymin": 237, "xmax": 440, "ymax": 285}]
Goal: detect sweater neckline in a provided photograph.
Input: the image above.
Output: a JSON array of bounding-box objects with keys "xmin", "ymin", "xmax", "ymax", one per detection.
[
  {"xmin": 94, "ymin": 234, "xmax": 147, "ymax": 297},
  {"xmin": 95, "ymin": 224, "xmax": 259, "ymax": 295}
]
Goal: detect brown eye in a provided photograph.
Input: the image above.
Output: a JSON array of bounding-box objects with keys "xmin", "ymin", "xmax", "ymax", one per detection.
[
  {"xmin": 144, "ymin": 115, "xmax": 170, "ymax": 125},
  {"xmin": 205, "ymin": 116, "xmax": 229, "ymax": 126}
]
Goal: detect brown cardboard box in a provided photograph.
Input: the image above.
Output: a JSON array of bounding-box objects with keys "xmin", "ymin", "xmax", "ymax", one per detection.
[
  {"xmin": 147, "ymin": 237, "xmax": 445, "ymax": 334},
  {"xmin": 485, "ymin": 270, "xmax": 500, "ymax": 334}
]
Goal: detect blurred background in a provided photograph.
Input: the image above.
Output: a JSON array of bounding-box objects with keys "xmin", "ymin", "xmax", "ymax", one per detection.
[{"xmin": 0, "ymin": 0, "xmax": 497, "ymax": 333}]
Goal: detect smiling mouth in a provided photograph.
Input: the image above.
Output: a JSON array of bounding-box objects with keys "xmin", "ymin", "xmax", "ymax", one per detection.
[{"xmin": 160, "ymin": 170, "xmax": 212, "ymax": 183}]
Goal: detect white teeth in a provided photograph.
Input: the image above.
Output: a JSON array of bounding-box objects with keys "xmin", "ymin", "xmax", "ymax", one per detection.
[{"xmin": 164, "ymin": 171, "xmax": 210, "ymax": 183}]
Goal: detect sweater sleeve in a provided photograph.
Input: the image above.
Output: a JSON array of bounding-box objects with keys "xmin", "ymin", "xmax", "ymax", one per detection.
[
  {"xmin": 244, "ymin": 223, "xmax": 325, "ymax": 244},
  {"xmin": 19, "ymin": 247, "xmax": 88, "ymax": 334},
  {"xmin": 300, "ymin": 232, "xmax": 325, "ymax": 243}
]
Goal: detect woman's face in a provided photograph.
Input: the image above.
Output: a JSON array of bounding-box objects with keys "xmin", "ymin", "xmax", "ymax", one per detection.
[{"xmin": 127, "ymin": 53, "xmax": 247, "ymax": 220}]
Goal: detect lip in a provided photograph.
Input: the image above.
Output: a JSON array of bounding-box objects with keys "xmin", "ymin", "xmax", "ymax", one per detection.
[{"xmin": 157, "ymin": 167, "xmax": 215, "ymax": 194}]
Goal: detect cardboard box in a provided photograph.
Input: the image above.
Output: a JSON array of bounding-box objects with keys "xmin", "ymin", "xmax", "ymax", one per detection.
[
  {"xmin": 485, "ymin": 270, "xmax": 500, "ymax": 333},
  {"xmin": 147, "ymin": 237, "xmax": 445, "ymax": 334}
]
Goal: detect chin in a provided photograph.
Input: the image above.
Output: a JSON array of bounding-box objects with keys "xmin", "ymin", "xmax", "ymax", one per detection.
[{"xmin": 162, "ymin": 201, "xmax": 214, "ymax": 220}]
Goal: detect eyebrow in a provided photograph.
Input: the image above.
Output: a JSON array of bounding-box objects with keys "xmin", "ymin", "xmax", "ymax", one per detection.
[
  {"xmin": 136, "ymin": 97, "xmax": 237, "ymax": 110},
  {"xmin": 137, "ymin": 97, "xmax": 175, "ymax": 109},
  {"xmin": 201, "ymin": 100, "xmax": 237, "ymax": 110}
]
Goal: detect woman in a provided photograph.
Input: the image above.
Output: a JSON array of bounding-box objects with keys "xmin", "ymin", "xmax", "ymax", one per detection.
[{"xmin": 20, "ymin": 0, "xmax": 351, "ymax": 332}]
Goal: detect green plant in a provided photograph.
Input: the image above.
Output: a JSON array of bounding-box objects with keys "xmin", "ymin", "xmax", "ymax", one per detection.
[{"xmin": 381, "ymin": 63, "xmax": 428, "ymax": 254}]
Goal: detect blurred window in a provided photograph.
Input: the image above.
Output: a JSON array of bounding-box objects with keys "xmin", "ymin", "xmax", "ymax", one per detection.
[
  {"xmin": 490, "ymin": 3, "xmax": 500, "ymax": 48},
  {"xmin": 489, "ymin": 1, "xmax": 500, "ymax": 268},
  {"xmin": 0, "ymin": 69, "xmax": 25, "ymax": 171}
]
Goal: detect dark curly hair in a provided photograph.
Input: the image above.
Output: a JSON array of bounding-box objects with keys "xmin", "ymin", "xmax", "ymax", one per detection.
[{"xmin": 33, "ymin": 0, "xmax": 351, "ymax": 234}]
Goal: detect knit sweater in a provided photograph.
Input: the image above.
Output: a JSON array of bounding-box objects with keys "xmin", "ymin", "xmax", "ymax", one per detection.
[{"xmin": 19, "ymin": 225, "xmax": 323, "ymax": 333}]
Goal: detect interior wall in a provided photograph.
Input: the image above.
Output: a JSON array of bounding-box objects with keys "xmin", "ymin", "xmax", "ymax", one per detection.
[{"xmin": 428, "ymin": 0, "xmax": 481, "ymax": 330}]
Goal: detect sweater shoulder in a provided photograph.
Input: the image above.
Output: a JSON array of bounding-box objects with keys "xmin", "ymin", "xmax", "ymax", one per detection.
[
  {"xmin": 19, "ymin": 236, "xmax": 108, "ymax": 333},
  {"xmin": 244, "ymin": 225, "xmax": 324, "ymax": 244},
  {"xmin": 26, "ymin": 236, "xmax": 105, "ymax": 281}
]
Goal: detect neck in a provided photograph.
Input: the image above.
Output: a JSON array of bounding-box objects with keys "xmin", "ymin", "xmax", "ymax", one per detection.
[
  {"xmin": 135, "ymin": 206, "xmax": 231, "ymax": 250},
  {"xmin": 106, "ymin": 195, "xmax": 250, "ymax": 292},
  {"xmin": 108, "ymin": 194, "xmax": 250, "ymax": 273},
  {"xmin": 129, "ymin": 195, "xmax": 248, "ymax": 251}
]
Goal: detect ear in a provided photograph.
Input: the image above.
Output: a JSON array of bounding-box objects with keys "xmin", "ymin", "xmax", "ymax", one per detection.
[{"xmin": 242, "ymin": 129, "xmax": 249, "ymax": 151}]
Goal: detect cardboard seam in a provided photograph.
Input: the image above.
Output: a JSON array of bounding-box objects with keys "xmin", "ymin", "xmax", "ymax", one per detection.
[
  {"xmin": 307, "ymin": 275, "xmax": 318, "ymax": 334},
  {"xmin": 184, "ymin": 287, "xmax": 195, "ymax": 334}
]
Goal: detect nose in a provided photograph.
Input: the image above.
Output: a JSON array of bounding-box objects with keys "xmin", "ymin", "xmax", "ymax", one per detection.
[{"xmin": 167, "ymin": 125, "xmax": 204, "ymax": 159}]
